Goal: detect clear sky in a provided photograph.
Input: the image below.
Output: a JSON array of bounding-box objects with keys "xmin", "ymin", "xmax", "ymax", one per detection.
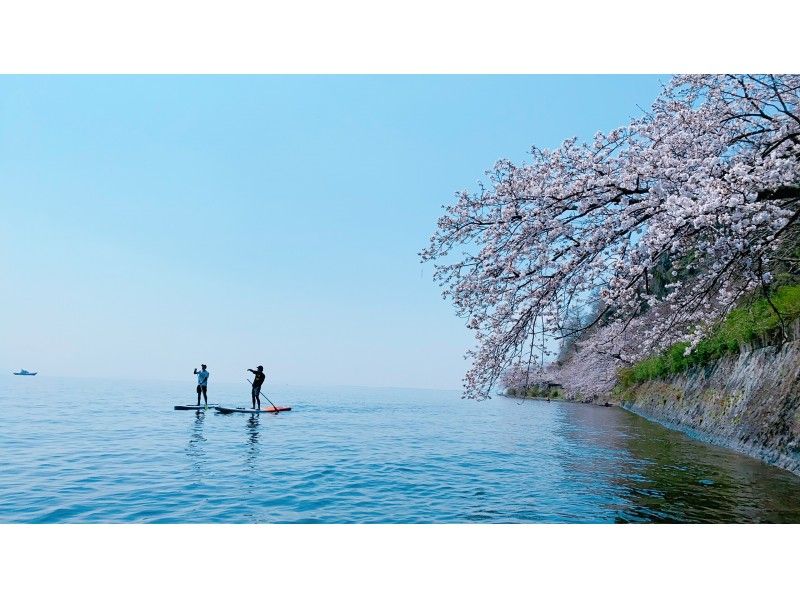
[{"xmin": 0, "ymin": 75, "xmax": 666, "ymax": 388}]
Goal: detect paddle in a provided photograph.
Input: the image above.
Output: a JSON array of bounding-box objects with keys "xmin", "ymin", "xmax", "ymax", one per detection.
[{"xmin": 246, "ymin": 378, "xmax": 280, "ymax": 413}]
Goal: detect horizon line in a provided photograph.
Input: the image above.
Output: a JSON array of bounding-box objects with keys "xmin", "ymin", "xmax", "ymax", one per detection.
[{"xmin": 2, "ymin": 372, "xmax": 463, "ymax": 394}]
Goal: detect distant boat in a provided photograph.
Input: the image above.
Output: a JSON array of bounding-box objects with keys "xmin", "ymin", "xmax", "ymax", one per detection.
[{"xmin": 13, "ymin": 369, "xmax": 37, "ymax": 376}]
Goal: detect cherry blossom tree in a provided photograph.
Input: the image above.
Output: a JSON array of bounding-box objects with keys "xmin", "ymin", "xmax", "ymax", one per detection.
[{"xmin": 422, "ymin": 75, "xmax": 800, "ymax": 400}]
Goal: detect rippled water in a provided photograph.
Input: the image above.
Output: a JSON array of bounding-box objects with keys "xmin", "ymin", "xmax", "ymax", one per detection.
[{"xmin": 2, "ymin": 376, "xmax": 800, "ymax": 523}]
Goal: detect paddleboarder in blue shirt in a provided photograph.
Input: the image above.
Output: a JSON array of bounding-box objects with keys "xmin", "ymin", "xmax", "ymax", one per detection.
[
  {"xmin": 247, "ymin": 366, "xmax": 266, "ymax": 410},
  {"xmin": 194, "ymin": 364, "xmax": 210, "ymax": 406}
]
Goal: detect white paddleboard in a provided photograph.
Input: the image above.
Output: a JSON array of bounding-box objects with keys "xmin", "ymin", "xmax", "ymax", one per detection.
[{"xmin": 174, "ymin": 404, "xmax": 220, "ymax": 411}]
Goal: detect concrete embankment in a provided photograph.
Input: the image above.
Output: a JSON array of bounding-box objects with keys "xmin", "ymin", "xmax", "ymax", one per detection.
[{"xmin": 615, "ymin": 341, "xmax": 800, "ymax": 475}]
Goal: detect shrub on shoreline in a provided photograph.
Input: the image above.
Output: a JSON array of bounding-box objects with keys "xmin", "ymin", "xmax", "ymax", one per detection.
[{"xmin": 618, "ymin": 285, "xmax": 800, "ymax": 388}]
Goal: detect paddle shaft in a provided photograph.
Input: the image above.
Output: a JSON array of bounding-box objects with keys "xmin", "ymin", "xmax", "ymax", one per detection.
[{"xmin": 246, "ymin": 378, "xmax": 279, "ymax": 412}]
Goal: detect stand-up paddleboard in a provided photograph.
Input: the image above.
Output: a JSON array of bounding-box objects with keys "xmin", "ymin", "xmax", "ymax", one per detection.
[
  {"xmin": 215, "ymin": 406, "xmax": 292, "ymax": 414},
  {"xmin": 174, "ymin": 404, "xmax": 220, "ymax": 411}
]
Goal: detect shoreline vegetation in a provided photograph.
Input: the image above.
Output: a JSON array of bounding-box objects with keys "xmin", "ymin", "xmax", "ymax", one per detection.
[
  {"xmin": 506, "ymin": 285, "xmax": 800, "ymax": 406},
  {"xmin": 504, "ymin": 383, "xmax": 563, "ymax": 400},
  {"xmin": 617, "ymin": 285, "xmax": 800, "ymax": 390}
]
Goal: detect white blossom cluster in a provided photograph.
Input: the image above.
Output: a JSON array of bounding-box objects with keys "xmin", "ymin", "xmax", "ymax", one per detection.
[{"xmin": 422, "ymin": 75, "xmax": 800, "ymax": 400}]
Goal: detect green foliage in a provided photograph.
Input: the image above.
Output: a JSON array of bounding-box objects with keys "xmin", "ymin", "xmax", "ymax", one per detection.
[{"xmin": 618, "ymin": 285, "xmax": 800, "ymax": 388}]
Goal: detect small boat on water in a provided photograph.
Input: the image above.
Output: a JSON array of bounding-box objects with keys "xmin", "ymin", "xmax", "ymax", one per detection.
[{"xmin": 13, "ymin": 369, "xmax": 37, "ymax": 376}]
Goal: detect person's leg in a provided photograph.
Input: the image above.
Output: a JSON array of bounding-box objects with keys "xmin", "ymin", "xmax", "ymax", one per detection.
[
  {"xmin": 251, "ymin": 386, "xmax": 257, "ymax": 409},
  {"xmin": 202, "ymin": 386, "xmax": 208, "ymax": 406},
  {"xmin": 255, "ymin": 387, "xmax": 261, "ymax": 410},
  {"xmin": 197, "ymin": 385, "xmax": 201, "ymax": 406}
]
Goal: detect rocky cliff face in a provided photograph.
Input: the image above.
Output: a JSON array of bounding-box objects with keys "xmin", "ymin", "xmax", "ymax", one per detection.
[{"xmin": 617, "ymin": 341, "xmax": 800, "ymax": 475}]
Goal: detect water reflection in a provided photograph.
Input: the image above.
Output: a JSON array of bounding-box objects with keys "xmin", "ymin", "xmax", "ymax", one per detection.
[
  {"xmin": 555, "ymin": 403, "xmax": 631, "ymax": 476},
  {"xmin": 245, "ymin": 414, "xmax": 260, "ymax": 471},
  {"xmin": 612, "ymin": 412, "xmax": 800, "ymax": 523},
  {"xmin": 550, "ymin": 403, "xmax": 638, "ymax": 522},
  {"xmin": 187, "ymin": 411, "xmax": 206, "ymax": 452},
  {"xmin": 556, "ymin": 403, "xmax": 800, "ymax": 523},
  {"xmin": 185, "ymin": 410, "xmax": 206, "ymax": 479}
]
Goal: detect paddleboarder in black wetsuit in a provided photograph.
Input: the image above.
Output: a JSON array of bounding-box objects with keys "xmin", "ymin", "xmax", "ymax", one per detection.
[
  {"xmin": 194, "ymin": 364, "xmax": 210, "ymax": 406},
  {"xmin": 247, "ymin": 366, "xmax": 266, "ymax": 409}
]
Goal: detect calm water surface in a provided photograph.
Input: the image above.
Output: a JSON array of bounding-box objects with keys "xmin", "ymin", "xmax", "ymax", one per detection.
[{"xmin": 2, "ymin": 377, "xmax": 800, "ymax": 523}]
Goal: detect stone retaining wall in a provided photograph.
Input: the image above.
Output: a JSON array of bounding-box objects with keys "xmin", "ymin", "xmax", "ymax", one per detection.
[{"xmin": 616, "ymin": 341, "xmax": 800, "ymax": 475}]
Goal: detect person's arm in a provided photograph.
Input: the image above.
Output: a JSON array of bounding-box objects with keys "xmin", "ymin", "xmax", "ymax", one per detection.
[
  {"xmin": 194, "ymin": 368, "xmax": 198, "ymax": 375},
  {"xmin": 247, "ymin": 368, "xmax": 255, "ymax": 374}
]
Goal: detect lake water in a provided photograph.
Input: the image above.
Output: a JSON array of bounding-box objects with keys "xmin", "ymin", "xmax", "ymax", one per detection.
[{"xmin": 2, "ymin": 376, "xmax": 800, "ymax": 523}]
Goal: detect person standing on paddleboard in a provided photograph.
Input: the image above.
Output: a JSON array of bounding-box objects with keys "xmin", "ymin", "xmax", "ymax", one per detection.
[
  {"xmin": 194, "ymin": 364, "xmax": 210, "ymax": 406},
  {"xmin": 247, "ymin": 366, "xmax": 265, "ymax": 410}
]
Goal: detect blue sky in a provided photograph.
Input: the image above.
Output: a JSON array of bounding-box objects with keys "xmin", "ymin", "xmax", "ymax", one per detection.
[{"xmin": 0, "ymin": 75, "xmax": 666, "ymax": 388}]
